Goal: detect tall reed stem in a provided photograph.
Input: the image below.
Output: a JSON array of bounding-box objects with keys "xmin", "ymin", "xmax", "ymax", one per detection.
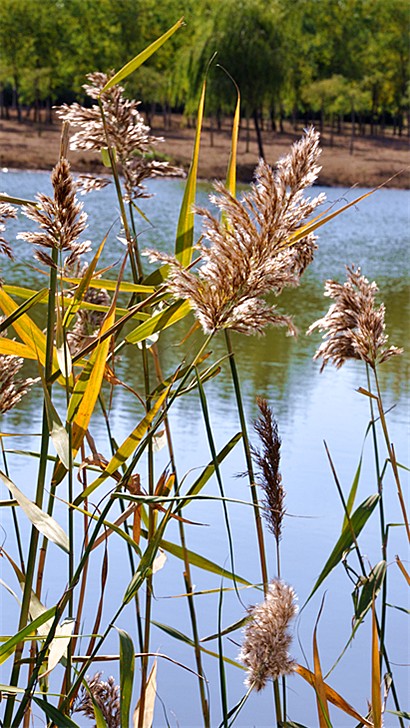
[
  {"xmin": 4, "ymin": 247, "xmax": 58, "ymax": 726},
  {"xmin": 224, "ymin": 330, "xmax": 283, "ymax": 725}
]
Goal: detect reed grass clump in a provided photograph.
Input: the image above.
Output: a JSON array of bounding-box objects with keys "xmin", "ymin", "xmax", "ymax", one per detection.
[{"xmin": 0, "ymin": 19, "xmax": 407, "ymax": 728}]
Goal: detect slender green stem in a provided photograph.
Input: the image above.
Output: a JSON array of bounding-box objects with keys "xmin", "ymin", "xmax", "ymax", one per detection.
[
  {"xmin": 373, "ymin": 367, "xmax": 410, "ymax": 543},
  {"xmin": 195, "ymin": 367, "xmax": 242, "ymax": 605},
  {"xmin": 137, "ymin": 342, "xmax": 154, "ymax": 728},
  {"xmin": 4, "ymin": 248, "xmax": 58, "ymax": 725},
  {"xmin": 365, "ymin": 364, "xmax": 388, "ymax": 674},
  {"xmin": 151, "ymin": 344, "xmax": 210, "ymax": 726},
  {"xmin": 224, "ymin": 330, "xmax": 269, "ymax": 593}
]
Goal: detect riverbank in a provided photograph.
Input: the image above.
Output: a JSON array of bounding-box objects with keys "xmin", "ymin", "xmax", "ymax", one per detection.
[{"xmin": 0, "ymin": 113, "xmax": 409, "ymax": 188}]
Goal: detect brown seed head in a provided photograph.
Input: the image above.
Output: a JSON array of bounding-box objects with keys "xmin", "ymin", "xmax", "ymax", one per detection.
[
  {"xmin": 308, "ymin": 265, "xmax": 403, "ymax": 370},
  {"xmin": 149, "ymin": 128, "xmax": 325, "ymax": 336},
  {"xmin": 56, "ymin": 72, "xmax": 181, "ymax": 201},
  {"xmin": 17, "ymin": 158, "xmax": 89, "ymax": 267},
  {"xmin": 252, "ymin": 397, "xmax": 285, "ymax": 544}
]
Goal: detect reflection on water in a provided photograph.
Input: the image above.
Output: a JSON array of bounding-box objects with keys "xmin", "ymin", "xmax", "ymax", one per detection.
[{"xmin": 0, "ymin": 172, "xmax": 409, "ymax": 725}]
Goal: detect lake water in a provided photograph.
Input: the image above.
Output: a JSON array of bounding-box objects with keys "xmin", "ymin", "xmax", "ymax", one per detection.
[{"xmin": 0, "ymin": 170, "xmax": 409, "ymax": 726}]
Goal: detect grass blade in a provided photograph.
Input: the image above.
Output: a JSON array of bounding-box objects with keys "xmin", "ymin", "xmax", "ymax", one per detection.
[
  {"xmin": 32, "ymin": 697, "xmax": 81, "ymax": 727},
  {"xmin": 354, "ymin": 561, "xmax": 386, "ymax": 627},
  {"xmin": 118, "ymin": 628, "xmax": 135, "ymax": 728},
  {"xmin": 305, "ymin": 494, "xmax": 379, "ymax": 604},
  {"xmin": 313, "ymin": 605, "xmax": 331, "ymax": 728},
  {"xmin": 175, "ymin": 76, "xmax": 206, "ymax": 266},
  {"xmin": 0, "ymin": 606, "xmax": 57, "ymax": 664},
  {"xmin": 74, "ymin": 388, "xmax": 169, "ymax": 504},
  {"xmin": 126, "ymin": 300, "xmax": 191, "ymax": 345},
  {"xmin": 0, "ymin": 288, "xmax": 48, "ymax": 335},
  {"xmin": 372, "ymin": 601, "xmax": 382, "ymax": 728},
  {"xmin": 133, "ymin": 660, "xmax": 157, "ymax": 728},
  {"xmin": 101, "ymin": 18, "xmax": 184, "ymax": 92},
  {"xmin": 159, "ymin": 537, "xmax": 251, "ymax": 586},
  {"xmin": 295, "ymin": 664, "xmax": 373, "ymax": 726},
  {"xmin": 0, "ymin": 470, "xmax": 69, "ymax": 553}
]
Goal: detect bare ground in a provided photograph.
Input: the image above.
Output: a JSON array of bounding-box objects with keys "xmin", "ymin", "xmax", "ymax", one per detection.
[{"xmin": 0, "ymin": 112, "xmax": 409, "ymax": 189}]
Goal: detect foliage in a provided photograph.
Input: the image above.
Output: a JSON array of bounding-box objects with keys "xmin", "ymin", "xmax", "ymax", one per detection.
[{"xmin": 0, "ymin": 0, "xmax": 408, "ymax": 130}]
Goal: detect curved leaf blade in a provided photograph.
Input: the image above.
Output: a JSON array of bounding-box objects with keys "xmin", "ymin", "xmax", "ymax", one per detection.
[
  {"xmin": 306, "ymin": 494, "xmax": 379, "ymax": 604},
  {"xmin": 101, "ymin": 18, "xmax": 184, "ymax": 92},
  {"xmin": 0, "ymin": 470, "xmax": 69, "ymax": 553}
]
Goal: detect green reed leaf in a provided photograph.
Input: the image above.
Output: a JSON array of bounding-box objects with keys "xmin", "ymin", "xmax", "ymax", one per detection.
[
  {"xmin": 175, "ymin": 77, "xmax": 206, "ymax": 266},
  {"xmin": 152, "ymin": 621, "xmax": 242, "ymax": 669},
  {"xmin": 32, "ymin": 697, "xmax": 81, "ymax": 727},
  {"xmin": 0, "ymin": 288, "xmax": 48, "ymax": 335},
  {"xmin": 178, "ymin": 432, "xmax": 242, "ymax": 510},
  {"xmin": 0, "ymin": 606, "xmax": 57, "ymax": 664},
  {"xmin": 159, "ymin": 537, "xmax": 251, "ymax": 586},
  {"xmin": 0, "ymin": 470, "xmax": 69, "ymax": 553},
  {"xmin": 353, "ymin": 561, "xmax": 386, "ymax": 627},
  {"xmin": 0, "ymin": 193, "xmax": 36, "ymax": 206},
  {"xmin": 117, "ymin": 628, "xmax": 135, "ymax": 728},
  {"xmin": 126, "ymin": 300, "xmax": 191, "ymax": 345},
  {"xmin": 101, "ymin": 18, "xmax": 184, "ymax": 92},
  {"xmin": 306, "ymin": 494, "xmax": 379, "ymax": 604}
]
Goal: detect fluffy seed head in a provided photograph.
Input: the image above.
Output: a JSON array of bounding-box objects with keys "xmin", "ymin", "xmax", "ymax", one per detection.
[
  {"xmin": 150, "ymin": 128, "xmax": 325, "ymax": 336},
  {"xmin": 17, "ymin": 158, "xmax": 89, "ymax": 268},
  {"xmin": 308, "ymin": 265, "xmax": 403, "ymax": 370},
  {"xmin": 56, "ymin": 72, "xmax": 181, "ymax": 201},
  {"xmin": 239, "ymin": 579, "xmax": 297, "ymax": 690}
]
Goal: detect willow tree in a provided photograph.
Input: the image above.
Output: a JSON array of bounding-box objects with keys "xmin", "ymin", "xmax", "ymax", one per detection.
[{"xmin": 185, "ymin": 0, "xmax": 284, "ymax": 158}]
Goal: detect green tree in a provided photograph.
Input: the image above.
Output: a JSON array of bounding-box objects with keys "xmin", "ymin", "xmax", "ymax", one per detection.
[{"xmin": 183, "ymin": 0, "xmax": 285, "ymax": 157}]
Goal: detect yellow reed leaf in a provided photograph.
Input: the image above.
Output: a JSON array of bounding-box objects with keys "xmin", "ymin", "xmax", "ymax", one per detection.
[
  {"xmin": 69, "ymin": 301, "xmax": 115, "ymax": 457},
  {"xmin": 372, "ymin": 602, "xmax": 382, "ymax": 728},
  {"xmin": 295, "ymin": 664, "xmax": 373, "ymax": 726},
  {"xmin": 133, "ymin": 660, "xmax": 157, "ymax": 728},
  {"xmin": 0, "ymin": 338, "xmax": 36, "ymax": 359},
  {"xmin": 313, "ymin": 618, "xmax": 330, "ymax": 728},
  {"xmin": 395, "ymin": 555, "xmax": 410, "ymax": 586}
]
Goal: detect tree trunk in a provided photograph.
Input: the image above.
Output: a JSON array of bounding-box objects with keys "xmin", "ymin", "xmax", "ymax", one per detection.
[
  {"xmin": 350, "ymin": 108, "xmax": 355, "ymax": 155},
  {"xmin": 270, "ymin": 103, "xmax": 277, "ymax": 132},
  {"xmin": 13, "ymin": 76, "xmax": 21, "ymax": 122},
  {"xmin": 253, "ymin": 109, "xmax": 264, "ymax": 159},
  {"xmin": 246, "ymin": 115, "xmax": 250, "ymax": 153},
  {"xmin": 210, "ymin": 116, "xmax": 214, "ymax": 147}
]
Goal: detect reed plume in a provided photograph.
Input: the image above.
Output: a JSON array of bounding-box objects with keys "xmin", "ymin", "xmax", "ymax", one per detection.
[
  {"xmin": 307, "ymin": 265, "xmax": 403, "ymax": 370},
  {"xmin": 151, "ymin": 128, "xmax": 325, "ymax": 335},
  {"xmin": 239, "ymin": 579, "xmax": 297, "ymax": 690},
  {"xmin": 17, "ymin": 157, "xmax": 89, "ymax": 268},
  {"xmin": 56, "ymin": 72, "xmax": 180, "ymax": 201},
  {"xmin": 252, "ymin": 397, "xmax": 285, "ymax": 548},
  {"xmin": 0, "ymin": 330, "xmax": 36, "ymax": 415},
  {"xmin": 73, "ymin": 672, "xmax": 120, "ymax": 728}
]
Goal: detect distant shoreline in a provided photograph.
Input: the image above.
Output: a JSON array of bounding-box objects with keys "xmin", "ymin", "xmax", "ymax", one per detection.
[{"xmin": 1, "ymin": 113, "xmax": 409, "ymax": 189}]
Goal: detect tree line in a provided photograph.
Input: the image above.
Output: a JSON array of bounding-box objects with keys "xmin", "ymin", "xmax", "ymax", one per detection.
[{"xmin": 0, "ymin": 0, "xmax": 408, "ymax": 150}]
